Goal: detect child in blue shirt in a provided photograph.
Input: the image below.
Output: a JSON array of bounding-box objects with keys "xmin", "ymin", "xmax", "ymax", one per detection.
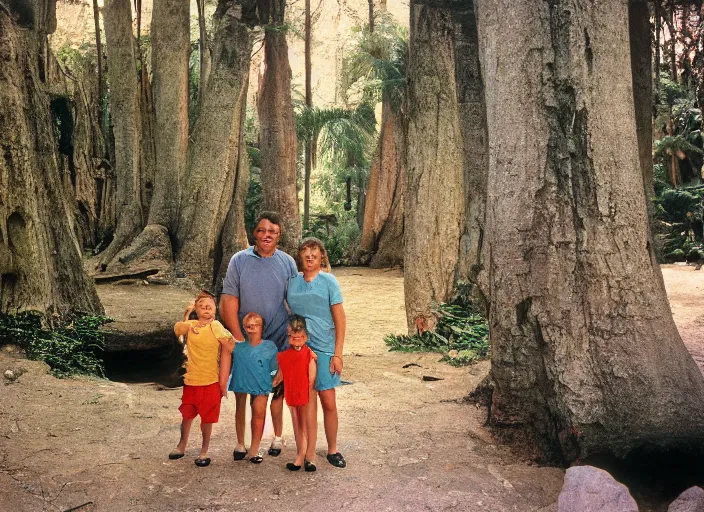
[{"xmin": 229, "ymin": 312, "xmax": 278, "ymax": 463}]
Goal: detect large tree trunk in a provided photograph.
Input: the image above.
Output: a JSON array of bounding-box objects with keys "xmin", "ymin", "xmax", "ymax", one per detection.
[
  {"xmin": 257, "ymin": 0, "xmax": 301, "ymax": 255},
  {"xmin": 303, "ymin": 0, "xmax": 312, "ymax": 231},
  {"xmin": 110, "ymin": 0, "xmax": 190, "ymax": 278},
  {"xmin": 404, "ymin": 1, "xmax": 465, "ymax": 333},
  {"xmin": 215, "ymin": 87, "xmax": 251, "ymax": 290},
  {"xmin": 0, "ymin": 0, "xmax": 102, "ymax": 314},
  {"xmin": 629, "ymin": 0, "xmax": 654, "ymax": 200},
  {"xmin": 175, "ymin": 0, "xmax": 256, "ymax": 284},
  {"xmin": 100, "ymin": 0, "xmax": 144, "ymax": 269},
  {"xmin": 453, "ymin": 0, "xmax": 487, "ymax": 290},
  {"xmin": 476, "ymin": 0, "xmax": 704, "ymax": 463},
  {"xmin": 361, "ymin": 101, "xmax": 406, "ymax": 268}
]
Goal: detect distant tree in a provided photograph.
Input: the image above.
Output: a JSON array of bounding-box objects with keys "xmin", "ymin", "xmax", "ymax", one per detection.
[{"xmin": 257, "ymin": 0, "xmax": 301, "ymax": 254}]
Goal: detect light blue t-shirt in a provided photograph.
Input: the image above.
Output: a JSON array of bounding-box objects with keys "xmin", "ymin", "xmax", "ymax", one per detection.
[
  {"xmin": 229, "ymin": 339, "xmax": 278, "ymax": 395},
  {"xmin": 287, "ymin": 272, "xmax": 343, "ymax": 354},
  {"xmin": 222, "ymin": 247, "xmax": 297, "ymax": 350}
]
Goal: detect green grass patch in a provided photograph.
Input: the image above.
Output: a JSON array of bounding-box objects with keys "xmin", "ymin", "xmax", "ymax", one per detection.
[
  {"xmin": 0, "ymin": 312, "xmax": 112, "ymax": 378},
  {"xmin": 384, "ymin": 302, "xmax": 489, "ymax": 367}
]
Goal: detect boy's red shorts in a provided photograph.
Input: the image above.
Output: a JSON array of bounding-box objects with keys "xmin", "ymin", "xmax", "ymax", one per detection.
[{"xmin": 179, "ymin": 382, "xmax": 221, "ymax": 423}]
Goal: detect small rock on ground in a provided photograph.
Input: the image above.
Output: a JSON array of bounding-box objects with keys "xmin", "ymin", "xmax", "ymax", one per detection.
[
  {"xmin": 558, "ymin": 465, "xmax": 638, "ymax": 512},
  {"xmin": 668, "ymin": 486, "xmax": 704, "ymax": 512}
]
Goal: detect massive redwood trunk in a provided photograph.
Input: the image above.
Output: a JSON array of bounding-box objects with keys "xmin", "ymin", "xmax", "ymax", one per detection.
[
  {"xmin": 257, "ymin": 0, "xmax": 300, "ymax": 255},
  {"xmin": 0, "ymin": 0, "xmax": 102, "ymax": 314},
  {"xmin": 476, "ymin": 0, "xmax": 704, "ymax": 463},
  {"xmin": 99, "ymin": 0, "xmax": 144, "ymax": 269},
  {"xmin": 361, "ymin": 101, "xmax": 406, "ymax": 268},
  {"xmin": 175, "ymin": 0, "xmax": 256, "ymax": 284},
  {"xmin": 112, "ymin": 0, "xmax": 190, "ymax": 277},
  {"xmin": 629, "ymin": 0, "xmax": 654, "ymax": 201},
  {"xmin": 404, "ymin": 1, "xmax": 464, "ymax": 333},
  {"xmin": 453, "ymin": 0, "xmax": 487, "ymax": 288}
]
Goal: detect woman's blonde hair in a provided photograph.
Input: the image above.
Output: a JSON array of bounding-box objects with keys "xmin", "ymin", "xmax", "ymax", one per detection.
[{"xmin": 297, "ymin": 237, "xmax": 331, "ymax": 272}]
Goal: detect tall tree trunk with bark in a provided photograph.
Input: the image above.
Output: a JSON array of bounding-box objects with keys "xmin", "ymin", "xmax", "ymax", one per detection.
[
  {"xmin": 175, "ymin": 0, "xmax": 256, "ymax": 284},
  {"xmin": 303, "ymin": 0, "xmax": 313, "ymax": 231},
  {"xmin": 100, "ymin": 0, "xmax": 144, "ymax": 269},
  {"xmin": 215, "ymin": 86, "xmax": 251, "ymax": 289},
  {"xmin": 360, "ymin": 100, "xmax": 406, "ymax": 268},
  {"xmin": 452, "ymin": 0, "xmax": 487, "ymax": 289},
  {"xmin": 0, "ymin": 0, "xmax": 102, "ymax": 314},
  {"xmin": 257, "ymin": 0, "xmax": 301, "ymax": 255},
  {"xmin": 92, "ymin": 0, "xmax": 104, "ymax": 136},
  {"xmin": 629, "ymin": 0, "xmax": 654, "ymax": 200},
  {"xmin": 404, "ymin": 1, "xmax": 464, "ymax": 333},
  {"xmin": 476, "ymin": 0, "xmax": 704, "ymax": 463},
  {"xmin": 112, "ymin": 0, "xmax": 190, "ymax": 276}
]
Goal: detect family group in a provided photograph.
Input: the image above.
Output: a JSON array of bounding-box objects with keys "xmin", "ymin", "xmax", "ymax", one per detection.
[{"xmin": 168, "ymin": 212, "xmax": 347, "ymax": 473}]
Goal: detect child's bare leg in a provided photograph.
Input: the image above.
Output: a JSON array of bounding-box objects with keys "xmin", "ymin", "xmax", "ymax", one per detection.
[
  {"xmin": 304, "ymin": 388, "xmax": 318, "ymax": 462},
  {"xmin": 290, "ymin": 406, "xmax": 307, "ymax": 466},
  {"xmin": 200, "ymin": 422, "xmax": 213, "ymax": 458},
  {"xmin": 234, "ymin": 392, "xmax": 247, "ymax": 452},
  {"xmin": 175, "ymin": 418, "xmax": 194, "ymax": 454},
  {"xmin": 247, "ymin": 395, "xmax": 268, "ymax": 458}
]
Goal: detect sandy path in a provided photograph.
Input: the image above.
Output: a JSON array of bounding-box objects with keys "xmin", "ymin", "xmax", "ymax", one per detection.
[{"xmin": 0, "ymin": 265, "xmax": 701, "ymax": 512}]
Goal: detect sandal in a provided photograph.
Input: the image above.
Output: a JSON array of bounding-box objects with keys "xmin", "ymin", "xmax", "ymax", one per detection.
[
  {"xmin": 250, "ymin": 454, "xmax": 263, "ymax": 464},
  {"xmin": 233, "ymin": 448, "xmax": 247, "ymax": 461},
  {"xmin": 168, "ymin": 451, "xmax": 184, "ymax": 460},
  {"xmin": 195, "ymin": 457, "xmax": 211, "ymax": 467},
  {"xmin": 286, "ymin": 462, "xmax": 301, "ymax": 471},
  {"xmin": 304, "ymin": 460, "xmax": 317, "ymax": 472},
  {"xmin": 326, "ymin": 452, "xmax": 346, "ymax": 468},
  {"xmin": 268, "ymin": 436, "xmax": 283, "ymax": 457}
]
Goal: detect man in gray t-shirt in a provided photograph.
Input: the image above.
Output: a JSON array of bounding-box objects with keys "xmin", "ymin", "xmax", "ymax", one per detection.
[{"xmin": 220, "ymin": 212, "xmax": 297, "ymax": 460}]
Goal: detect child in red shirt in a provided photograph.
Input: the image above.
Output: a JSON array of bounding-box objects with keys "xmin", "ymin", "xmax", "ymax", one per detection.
[{"xmin": 273, "ymin": 315, "xmax": 317, "ymax": 471}]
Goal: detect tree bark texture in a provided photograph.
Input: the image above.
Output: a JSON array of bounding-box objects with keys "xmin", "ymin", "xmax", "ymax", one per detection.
[
  {"xmin": 175, "ymin": 0, "xmax": 256, "ymax": 283},
  {"xmin": 452, "ymin": 0, "xmax": 487, "ymax": 289},
  {"xmin": 257, "ymin": 0, "xmax": 301, "ymax": 255},
  {"xmin": 215, "ymin": 92, "xmax": 251, "ymax": 290},
  {"xmin": 361, "ymin": 101, "xmax": 406, "ymax": 268},
  {"xmin": 100, "ymin": 0, "xmax": 144, "ymax": 269},
  {"xmin": 0, "ymin": 0, "xmax": 102, "ymax": 314},
  {"xmin": 404, "ymin": 1, "xmax": 465, "ymax": 333},
  {"xmin": 629, "ymin": 0, "xmax": 654, "ymax": 201},
  {"xmin": 476, "ymin": 0, "xmax": 704, "ymax": 463},
  {"xmin": 107, "ymin": 0, "xmax": 190, "ymax": 278}
]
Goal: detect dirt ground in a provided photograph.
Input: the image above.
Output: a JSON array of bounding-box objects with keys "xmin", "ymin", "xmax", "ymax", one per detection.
[{"xmin": 0, "ymin": 265, "xmax": 702, "ymax": 512}]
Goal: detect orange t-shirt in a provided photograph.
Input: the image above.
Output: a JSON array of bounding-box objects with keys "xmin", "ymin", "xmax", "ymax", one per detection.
[{"xmin": 183, "ymin": 320, "xmax": 232, "ymax": 386}]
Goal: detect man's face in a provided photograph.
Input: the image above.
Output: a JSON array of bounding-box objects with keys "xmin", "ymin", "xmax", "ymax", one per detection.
[
  {"xmin": 287, "ymin": 328, "xmax": 308, "ymax": 351},
  {"xmin": 253, "ymin": 219, "xmax": 281, "ymax": 256}
]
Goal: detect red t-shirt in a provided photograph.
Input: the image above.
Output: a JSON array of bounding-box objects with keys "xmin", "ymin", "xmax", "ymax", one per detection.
[{"xmin": 277, "ymin": 345, "xmax": 315, "ymax": 407}]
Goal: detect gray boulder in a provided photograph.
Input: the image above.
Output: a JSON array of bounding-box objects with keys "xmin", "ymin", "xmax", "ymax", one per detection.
[
  {"xmin": 558, "ymin": 466, "xmax": 638, "ymax": 512},
  {"xmin": 669, "ymin": 487, "xmax": 704, "ymax": 512}
]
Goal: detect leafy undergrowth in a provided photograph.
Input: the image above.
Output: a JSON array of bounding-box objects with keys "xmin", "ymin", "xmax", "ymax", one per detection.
[
  {"xmin": 0, "ymin": 312, "xmax": 112, "ymax": 378},
  {"xmin": 384, "ymin": 301, "xmax": 489, "ymax": 367}
]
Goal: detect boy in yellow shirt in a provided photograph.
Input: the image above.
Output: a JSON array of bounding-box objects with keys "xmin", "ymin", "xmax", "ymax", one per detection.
[{"xmin": 170, "ymin": 291, "xmax": 235, "ymax": 467}]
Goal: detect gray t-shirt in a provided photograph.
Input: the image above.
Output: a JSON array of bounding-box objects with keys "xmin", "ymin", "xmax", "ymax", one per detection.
[{"xmin": 222, "ymin": 247, "xmax": 297, "ymax": 350}]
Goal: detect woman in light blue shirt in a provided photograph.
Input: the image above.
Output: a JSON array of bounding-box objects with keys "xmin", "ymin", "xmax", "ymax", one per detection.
[{"xmin": 287, "ymin": 238, "xmax": 347, "ymax": 469}]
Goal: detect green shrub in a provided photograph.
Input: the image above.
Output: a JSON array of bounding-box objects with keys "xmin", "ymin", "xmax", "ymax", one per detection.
[
  {"xmin": 384, "ymin": 299, "xmax": 489, "ymax": 367},
  {"xmin": 0, "ymin": 312, "xmax": 112, "ymax": 378}
]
